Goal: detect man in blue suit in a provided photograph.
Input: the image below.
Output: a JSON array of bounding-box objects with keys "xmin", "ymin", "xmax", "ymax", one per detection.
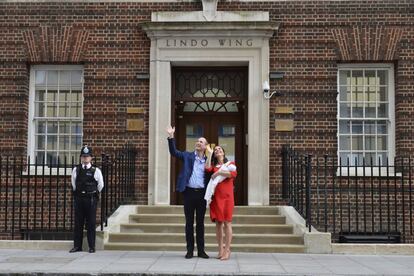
[{"xmin": 167, "ymin": 125, "xmax": 210, "ymax": 259}]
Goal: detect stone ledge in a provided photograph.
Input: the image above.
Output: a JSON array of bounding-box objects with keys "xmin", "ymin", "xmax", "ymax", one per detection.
[
  {"xmin": 278, "ymin": 206, "xmax": 332, "ymax": 254},
  {"xmin": 0, "ymin": 231, "xmax": 104, "ymax": 251},
  {"xmin": 333, "ymin": 243, "xmax": 414, "ymax": 255},
  {"xmin": 152, "ymin": 11, "xmax": 269, "ymax": 22},
  {"xmin": 0, "ymin": 240, "xmax": 71, "ymax": 250},
  {"xmin": 141, "ymin": 21, "xmax": 279, "ymax": 33}
]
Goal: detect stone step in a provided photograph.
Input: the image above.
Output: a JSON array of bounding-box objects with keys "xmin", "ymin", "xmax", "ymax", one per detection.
[
  {"xmin": 120, "ymin": 223, "xmax": 294, "ymax": 234},
  {"xmin": 104, "ymin": 242, "xmax": 305, "ymax": 253},
  {"xmin": 136, "ymin": 205, "xmax": 280, "ymax": 215},
  {"xmin": 128, "ymin": 214, "xmax": 286, "ymax": 224},
  {"xmin": 108, "ymin": 232, "xmax": 304, "ymax": 244}
]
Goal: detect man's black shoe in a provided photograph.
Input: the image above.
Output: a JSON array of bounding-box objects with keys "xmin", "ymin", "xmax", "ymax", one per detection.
[
  {"xmin": 89, "ymin": 248, "xmax": 96, "ymax": 253},
  {"xmin": 197, "ymin": 251, "xmax": 209, "ymax": 259},
  {"xmin": 185, "ymin": 251, "xmax": 193, "ymax": 259},
  {"xmin": 69, "ymin": 247, "xmax": 82, "ymax": 253}
]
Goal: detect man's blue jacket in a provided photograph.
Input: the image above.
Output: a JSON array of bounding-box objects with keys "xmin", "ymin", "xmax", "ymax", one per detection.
[{"xmin": 167, "ymin": 138, "xmax": 209, "ymax": 192}]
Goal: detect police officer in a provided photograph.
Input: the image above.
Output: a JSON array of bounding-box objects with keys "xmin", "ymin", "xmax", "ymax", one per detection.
[{"xmin": 69, "ymin": 145, "xmax": 104, "ymax": 253}]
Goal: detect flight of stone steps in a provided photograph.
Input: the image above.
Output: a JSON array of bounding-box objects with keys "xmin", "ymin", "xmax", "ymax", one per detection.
[{"xmin": 104, "ymin": 205, "xmax": 305, "ymax": 253}]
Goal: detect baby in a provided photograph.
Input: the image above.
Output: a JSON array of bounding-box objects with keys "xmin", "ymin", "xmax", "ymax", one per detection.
[{"xmin": 204, "ymin": 162, "xmax": 237, "ymax": 207}]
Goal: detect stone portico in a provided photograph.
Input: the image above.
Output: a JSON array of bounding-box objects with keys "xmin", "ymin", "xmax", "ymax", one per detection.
[{"xmin": 142, "ymin": 0, "xmax": 279, "ymax": 205}]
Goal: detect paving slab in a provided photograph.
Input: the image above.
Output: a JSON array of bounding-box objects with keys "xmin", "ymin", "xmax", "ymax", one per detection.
[{"xmin": 0, "ymin": 249, "xmax": 411, "ymax": 275}]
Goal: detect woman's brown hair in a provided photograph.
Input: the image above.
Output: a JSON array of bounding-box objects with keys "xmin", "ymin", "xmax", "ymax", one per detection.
[{"xmin": 212, "ymin": 145, "xmax": 228, "ymax": 166}]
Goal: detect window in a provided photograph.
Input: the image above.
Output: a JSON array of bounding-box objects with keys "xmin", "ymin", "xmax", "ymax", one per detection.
[
  {"xmin": 338, "ymin": 64, "xmax": 395, "ymax": 167},
  {"xmin": 28, "ymin": 65, "xmax": 83, "ymax": 166}
]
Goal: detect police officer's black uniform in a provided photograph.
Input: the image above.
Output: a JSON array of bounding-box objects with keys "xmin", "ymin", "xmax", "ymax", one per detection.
[{"xmin": 69, "ymin": 146, "xmax": 104, "ymax": 253}]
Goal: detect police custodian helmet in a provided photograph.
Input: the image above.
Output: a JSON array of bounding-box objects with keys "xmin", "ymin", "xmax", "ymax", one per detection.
[{"xmin": 80, "ymin": 145, "xmax": 92, "ymax": 157}]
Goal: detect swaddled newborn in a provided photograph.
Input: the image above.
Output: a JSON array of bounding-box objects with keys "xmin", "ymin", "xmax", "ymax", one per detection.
[{"xmin": 204, "ymin": 162, "xmax": 237, "ymax": 207}]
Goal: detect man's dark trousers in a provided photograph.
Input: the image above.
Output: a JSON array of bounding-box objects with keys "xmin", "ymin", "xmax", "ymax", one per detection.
[
  {"xmin": 183, "ymin": 187, "xmax": 206, "ymax": 253},
  {"xmin": 73, "ymin": 194, "xmax": 97, "ymax": 249}
]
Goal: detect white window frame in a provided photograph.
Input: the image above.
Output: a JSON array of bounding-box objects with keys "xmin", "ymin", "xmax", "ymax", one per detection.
[
  {"xmin": 28, "ymin": 65, "xmax": 84, "ymax": 173},
  {"xmin": 337, "ymin": 63, "xmax": 395, "ymax": 176}
]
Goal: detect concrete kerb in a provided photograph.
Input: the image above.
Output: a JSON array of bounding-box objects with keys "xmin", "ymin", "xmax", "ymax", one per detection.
[
  {"xmin": 332, "ymin": 243, "xmax": 414, "ymax": 255},
  {"xmin": 278, "ymin": 206, "xmax": 332, "ymax": 254}
]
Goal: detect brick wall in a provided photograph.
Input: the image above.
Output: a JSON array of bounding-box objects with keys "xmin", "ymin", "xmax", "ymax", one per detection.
[{"xmin": 0, "ymin": 0, "xmax": 413, "ymax": 239}]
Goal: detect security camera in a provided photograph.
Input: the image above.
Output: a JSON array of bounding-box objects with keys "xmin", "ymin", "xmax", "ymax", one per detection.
[{"xmin": 262, "ymin": 80, "xmax": 270, "ymax": 94}]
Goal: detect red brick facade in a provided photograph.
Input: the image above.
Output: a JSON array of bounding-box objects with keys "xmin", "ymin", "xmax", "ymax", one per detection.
[{"xmin": 0, "ymin": 0, "xmax": 413, "ymax": 238}]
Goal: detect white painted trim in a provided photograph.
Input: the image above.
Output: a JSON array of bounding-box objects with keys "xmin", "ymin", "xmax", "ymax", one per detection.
[
  {"xmin": 336, "ymin": 167, "xmax": 401, "ymax": 178},
  {"xmin": 28, "ymin": 65, "xmax": 84, "ymax": 164},
  {"xmin": 146, "ymin": 29, "xmax": 274, "ymax": 205},
  {"xmin": 28, "ymin": 67, "xmax": 36, "ymax": 160},
  {"xmin": 336, "ymin": 63, "xmax": 395, "ymax": 171}
]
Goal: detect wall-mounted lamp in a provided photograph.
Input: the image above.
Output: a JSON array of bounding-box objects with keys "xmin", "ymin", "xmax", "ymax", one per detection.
[
  {"xmin": 263, "ymin": 71, "xmax": 284, "ymax": 99},
  {"xmin": 263, "ymin": 80, "xmax": 282, "ymax": 99}
]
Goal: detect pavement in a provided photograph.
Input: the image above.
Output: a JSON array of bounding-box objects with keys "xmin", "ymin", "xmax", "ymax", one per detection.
[{"xmin": 0, "ymin": 249, "xmax": 413, "ymax": 275}]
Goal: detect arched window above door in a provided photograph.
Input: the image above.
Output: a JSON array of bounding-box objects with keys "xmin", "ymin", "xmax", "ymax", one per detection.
[{"xmin": 174, "ymin": 68, "xmax": 247, "ymax": 100}]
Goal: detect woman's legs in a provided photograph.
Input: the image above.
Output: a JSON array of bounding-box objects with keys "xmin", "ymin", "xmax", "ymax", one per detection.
[
  {"xmin": 221, "ymin": 221, "xmax": 232, "ymax": 260},
  {"xmin": 215, "ymin": 222, "xmax": 224, "ymax": 258}
]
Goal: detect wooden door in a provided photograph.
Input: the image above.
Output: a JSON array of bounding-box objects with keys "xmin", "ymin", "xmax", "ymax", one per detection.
[{"xmin": 171, "ymin": 67, "xmax": 248, "ymax": 205}]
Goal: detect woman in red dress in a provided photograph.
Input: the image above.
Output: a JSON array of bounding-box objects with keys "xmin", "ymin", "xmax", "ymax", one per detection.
[{"xmin": 205, "ymin": 145, "xmax": 237, "ymax": 261}]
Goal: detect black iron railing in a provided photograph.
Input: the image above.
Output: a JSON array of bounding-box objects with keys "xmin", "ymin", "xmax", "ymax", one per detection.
[
  {"xmin": 281, "ymin": 146, "xmax": 312, "ymax": 232},
  {"xmin": 282, "ymin": 145, "xmax": 414, "ymax": 243},
  {"xmin": 0, "ymin": 144, "xmax": 137, "ymax": 239}
]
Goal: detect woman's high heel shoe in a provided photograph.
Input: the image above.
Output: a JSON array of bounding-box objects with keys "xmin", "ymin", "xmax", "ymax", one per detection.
[
  {"xmin": 216, "ymin": 248, "xmax": 225, "ymax": 259},
  {"xmin": 216, "ymin": 245, "xmax": 225, "ymax": 259},
  {"xmin": 220, "ymin": 249, "xmax": 231, "ymax": 261}
]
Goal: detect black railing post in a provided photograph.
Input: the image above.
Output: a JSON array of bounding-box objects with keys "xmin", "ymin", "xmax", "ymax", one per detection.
[
  {"xmin": 5, "ymin": 156, "xmax": 9, "ymax": 233},
  {"xmin": 370, "ymin": 157, "xmax": 374, "ymax": 234},
  {"xmin": 281, "ymin": 145, "xmax": 289, "ymax": 199},
  {"xmin": 395, "ymin": 157, "xmax": 399, "ymax": 235},
  {"xmin": 306, "ymin": 154, "xmax": 312, "ymax": 232},
  {"xmin": 48, "ymin": 156, "xmax": 52, "ymax": 230},
  {"xmin": 379, "ymin": 156, "xmax": 382, "ymax": 234},
  {"xmin": 347, "ymin": 158, "xmax": 351, "ymax": 234},
  {"xmin": 70, "ymin": 156, "xmax": 75, "ymax": 230},
  {"xmin": 41, "ymin": 157, "xmax": 45, "ymax": 231},
  {"xmin": 339, "ymin": 157, "xmax": 343, "ymax": 235},
  {"xmin": 409, "ymin": 157, "xmax": 413, "ymax": 235},
  {"xmin": 324, "ymin": 154, "xmax": 328, "ymax": 232},
  {"xmin": 354, "ymin": 157, "xmax": 358, "ymax": 234},
  {"xmin": 332, "ymin": 156, "xmax": 336, "ymax": 236},
  {"xmin": 19, "ymin": 156, "xmax": 23, "ymax": 235},
  {"xmin": 100, "ymin": 153, "xmax": 106, "ymax": 231},
  {"xmin": 26, "ymin": 156, "xmax": 30, "ymax": 233},
  {"xmin": 300, "ymin": 155, "xmax": 304, "ymax": 216},
  {"xmin": 401, "ymin": 157, "xmax": 406, "ymax": 243},
  {"xmin": 107, "ymin": 155, "xmax": 112, "ymax": 226},
  {"xmin": 363, "ymin": 157, "xmax": 367, "ymax": 234},
  {"xmin": 386, "ymin": 157, "xmax": 390, "ymax": 241},
  {"xmin": 56, "ymin": 157, "xmax": 60, "ymax": 231},
  {"xmin": 316, "ymin": 157, "xmax": 320, "ymax": 225},
  {"xmin": 63, "ymin": 157, "xmax": 67, "ymax": 231},
  {"xmin": 34, "ymin": 156, "xmax": 38, "ymax": 231},
  {"xmin": 289, "ymin": 147, "xmax": 293, "ymax": 202},
  {"xmin": 12, "ymin": 156, "xmax": 16, "ymax": 239}
]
